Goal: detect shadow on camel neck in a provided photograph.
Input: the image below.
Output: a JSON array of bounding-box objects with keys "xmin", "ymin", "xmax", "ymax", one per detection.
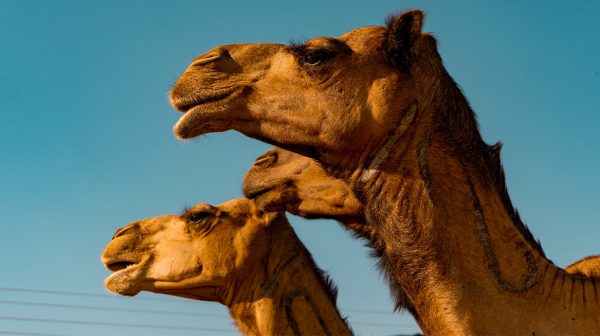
[
  {"xmin": 102, "ymin": 198, "xmax": 352, "ymax": 336},
  {"xmin": 169, "ymin": 9, "xmax": 600, "ymax": 335}
]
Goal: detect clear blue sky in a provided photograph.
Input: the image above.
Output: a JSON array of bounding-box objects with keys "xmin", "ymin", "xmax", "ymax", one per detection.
[{"xmin": 1, "ymin": 1, "xmax": 598, "ymax": 335}]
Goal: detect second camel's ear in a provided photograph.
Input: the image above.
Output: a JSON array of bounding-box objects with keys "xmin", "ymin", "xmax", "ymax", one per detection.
[{"xmin": 385, "ymin": 10, "xmax": 424, "ymax": 71}]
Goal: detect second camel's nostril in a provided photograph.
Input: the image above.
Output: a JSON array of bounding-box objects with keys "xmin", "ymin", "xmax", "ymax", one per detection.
[
  {"xmin": 253, "ymin": 152, "xmax": 278, "ymax": 168},
  {"xmin": 188, "ymin": 49, "xmax": 228, "ymax": 68},
  {"xmin": 112, "ymin": 223, "xmax": 140, "ymax": 239}
]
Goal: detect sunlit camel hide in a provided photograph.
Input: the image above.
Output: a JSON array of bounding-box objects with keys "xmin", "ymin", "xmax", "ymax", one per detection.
[
  {"xmin": 566, "ymin": 255, "xmax": 600, "ymax": 278},
  {"xmin": 243, "ymin": 147, "xmax": 412, "ymax": 311},
  {"xmin": 244, "ymin": 146, "xmax": 600, "ymax": 322},
  {"xmin": 169, "ymin": 10, "xmax": 600, "ymax": 335},
  {"xmin": 102, "ymin": 198, "xmax": 352, "ymax": 336}
]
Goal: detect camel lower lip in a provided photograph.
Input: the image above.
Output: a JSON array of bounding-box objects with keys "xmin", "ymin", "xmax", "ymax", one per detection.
[
  {"xmin": 174, "ymin": 106, "xmax": 227, "ymax": 139},
  {"xmin": 172, "ymin": 86, "xmax": 249, "ymax": 139}
]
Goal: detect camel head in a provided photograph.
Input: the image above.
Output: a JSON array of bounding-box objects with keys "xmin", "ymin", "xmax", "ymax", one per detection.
[
  {"xmin": 243, "ymin": 147, "xmax": 363, "ymax": 220},
  {"xmin": 170, "ymin": 10, "xmax": 435, "ymax": 165},
  {"xmin": 101, "ymin": 198, "xmax": 282, "ymax": 302}
]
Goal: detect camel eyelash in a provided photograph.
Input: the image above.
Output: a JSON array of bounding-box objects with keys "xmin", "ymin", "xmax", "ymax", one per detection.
[
  {"xmin": 289, "ymin": 39, "xmax": 351, "ymax": 67},
  {"xmin": 180, "ymin": 206, "xmax": 192, "ymax": 216}
]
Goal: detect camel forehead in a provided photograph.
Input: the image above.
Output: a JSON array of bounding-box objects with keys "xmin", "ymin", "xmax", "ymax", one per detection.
[
  {"xmin": 298, "ymin": 26, "xmax": 386, "ymax": 53},
  {"xmin": 339, "ymin": 25, "xmax": 387, "ymax": 51},
  {"xmin": 139, "ymin": 215, "xmax": 180, "ymax": 231}
]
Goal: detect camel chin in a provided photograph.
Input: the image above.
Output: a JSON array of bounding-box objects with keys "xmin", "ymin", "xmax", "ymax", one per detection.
[
  {"xmin": 103, "ymin": 263, "xmax": 144, "ymax": 296},
  {"xmin": 173, "ymin": 107, "xmax": 230, "ymax": 139}
]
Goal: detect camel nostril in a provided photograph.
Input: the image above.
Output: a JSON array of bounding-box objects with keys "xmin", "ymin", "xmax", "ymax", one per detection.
[
  {"xmin": 189, "ymin": 49, "xmax": 229, "ymax": 68},
  {"xmin": 190, "ymin": 54, "xmax": 220, "ymax": 68},
  {"xmin": 253, "ymin": 152, "xmax": 278, "ymax": 168},
  {"xmin": 112, "ymin": 223, "xmax": 140, "ymax": 239}
]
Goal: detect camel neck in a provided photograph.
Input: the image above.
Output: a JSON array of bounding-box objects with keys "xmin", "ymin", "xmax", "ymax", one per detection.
[
  {"xmin": 354, "ymin": 130, "xmax": 600, "ymax": 334},
  {"xmin": 226, "ymin": 230, "xmax": 352, "ymax": 336}
]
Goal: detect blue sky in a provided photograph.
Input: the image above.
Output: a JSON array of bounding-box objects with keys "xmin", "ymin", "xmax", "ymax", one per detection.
[{"xmin": 1, "ymin": 1, "xmax": 598, "ymax": 335}]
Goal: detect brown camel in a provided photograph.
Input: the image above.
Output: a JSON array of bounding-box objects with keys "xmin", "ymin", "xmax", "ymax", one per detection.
[
  {"xmin": 169, "ymin": 9, "xmax": 600, "ymax": 335},
  {"xmin": 244, "ymin": 146, "xmax": 600, "ymax": 316},
  {"xmin": 102, "ymin": 198, "xmax": 352, "ymax": 336},
  {"xmin": 243, "ymin": 146, "xmax": 412, "ymax": 312}
]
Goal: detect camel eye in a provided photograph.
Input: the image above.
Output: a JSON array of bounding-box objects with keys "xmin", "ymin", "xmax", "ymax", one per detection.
[
  {"xmin": 303, "ymin": 54, "xmax": 322, "ymax": 66},
  {"xmin": 301, "ymin": 50, "xmax": 331, "ymax": 66},
  {"xmin": 188, "ymin": 211, "xmax": 212, "ymax": 224}
]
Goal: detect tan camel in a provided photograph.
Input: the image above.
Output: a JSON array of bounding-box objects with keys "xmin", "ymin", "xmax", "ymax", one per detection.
[
  {"xmin": 168, "ymin": 9, "xmax": 600, "ymax": 335},
  {"xmin": 244, "ymin": 147, "xmax": 364, "ymax": 222},
  {"xmin": 102, "ymin": 198, "xmax": 352, "ymax": 336}
]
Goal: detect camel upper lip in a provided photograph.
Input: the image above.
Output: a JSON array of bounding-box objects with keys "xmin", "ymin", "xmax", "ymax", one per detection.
[{"xmin": 172, "ymin": 89, "xmax": 237, "ymax": 113}]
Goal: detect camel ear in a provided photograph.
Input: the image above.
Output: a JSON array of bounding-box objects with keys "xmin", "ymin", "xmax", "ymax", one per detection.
[{"xmin": 385, "ymin": 10, "xmax": 424, "ymax": 71}]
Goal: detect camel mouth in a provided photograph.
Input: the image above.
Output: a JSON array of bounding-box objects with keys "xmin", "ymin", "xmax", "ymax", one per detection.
[
  {"xmin": 172, "ymin": 89, "xmax": 236, "ymax": 113},
  {"xmin": 173, "ymin": 87, "xmax": 248, "ymax": 140},
  {"xmin": 103, "ymin": 257, "xmax": 146, "ymax": 296},
  {"xmin": 246, "ymin": 186, "xmax": 293, "ymax": 213},
  {"xmin": 245, "ymin": 186, "xmax": 274, "ymax": 200},
  {"xmin": 106, "ymin": 261, "xmax": 136, "ymax": 272}
]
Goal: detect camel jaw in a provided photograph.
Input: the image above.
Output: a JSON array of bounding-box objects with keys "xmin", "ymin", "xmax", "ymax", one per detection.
[{"xmin": 173, "ymin": 87, "xmax": 247, "ymax": 139}]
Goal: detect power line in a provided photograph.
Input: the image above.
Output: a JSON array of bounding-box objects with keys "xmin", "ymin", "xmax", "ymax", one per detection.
[
  {"xmin": 353, "ymin": 321, "xmax": 418, "ymax": 328},
  {"xmin": 0, "ymin": 331, "xmax": 75, "ymax": 336},
  {"xmin": 0, "ymin": 299, "xmax": 412, "ymax": 329},
  {"xmin": 0, "ymin": 316, "xmax": 235, "ymax": 333},
  {"xmin": 0, "ymin": 286, "xmax": 399, "ymax": 315},
  {"xmin": 0, "ymin": 299, "xmax": 227, "ymax": 318},
  {"xmin": 0, "ymin": 287, "xmax": 175, "ymax": 303},
  {"xmin": 0, "ymin": 286, "xmax": 421, "ymax": 330}
]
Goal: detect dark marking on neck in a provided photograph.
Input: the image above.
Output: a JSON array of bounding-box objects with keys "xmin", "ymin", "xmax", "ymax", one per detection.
[
  {"xmin": 283, "ymin": 289, "xmax": 335, "ymax": 336},
  {"xmin": 546, "ymin": 267, "xmax": 561, "ymax": 302},
  {"xmin": 417, "ymin": 132, "xmax": 433, "ymax": 195},
  {"xmin": 419, "ymin": 133, "xmax": 538, "ymax": 292},
  {"xmin": 467, "ymin": 175, "xmax": 538, "ymax": 293},
  {"xmin": 580, "ymin": 277, "xmax": 586, "ymax": 306},
  {"xmin": 359, "ymin": 101, "xmax": 417, "ymax": 185},
  {"xmin": 259, "ymin": 248, "xmax": 299, "ymax": 297}
]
